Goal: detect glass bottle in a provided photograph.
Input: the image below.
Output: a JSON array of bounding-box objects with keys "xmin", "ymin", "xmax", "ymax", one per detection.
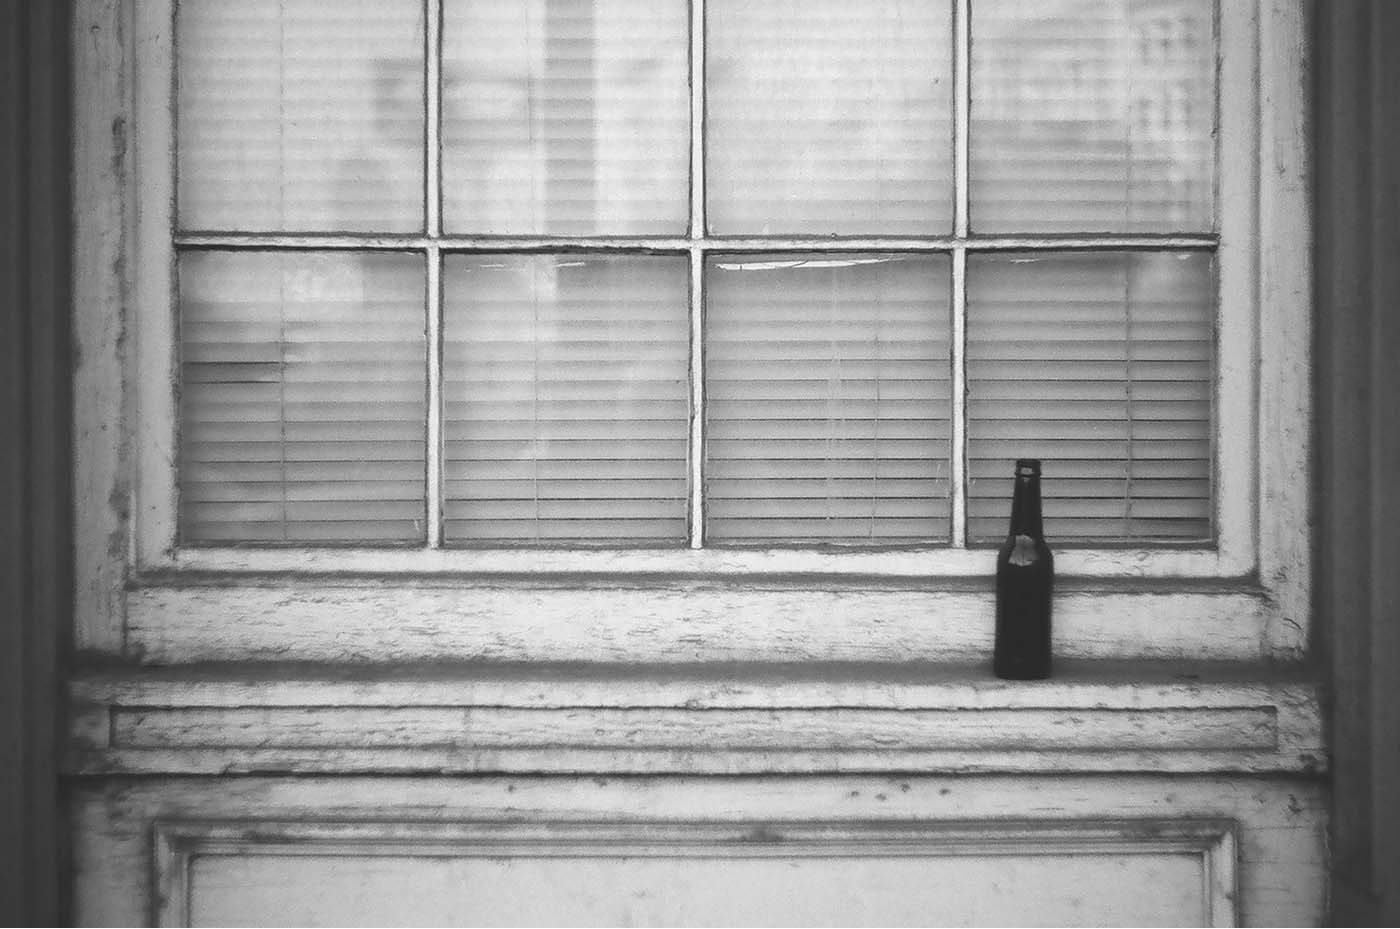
[{"xmin": 993, "ymin": 459, "xmax": 1053, "ymax": 679}]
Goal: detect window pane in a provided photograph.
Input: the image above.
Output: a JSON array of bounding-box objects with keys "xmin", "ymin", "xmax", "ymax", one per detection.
[
  {"xmin": 443, "ymin": 255, "xmax": 690, "ymax": 545},
  {"xmin": 177, "ymin": 0, "xmax": 425, "ymax": 233},
  {"xmin": 179, "ymin": 251, "xmax": 428, "ymax": 544},
  {"xmin": 970, "ymin": 0, "xmax": 1215, "ymax": 233},
  {"xmin": 706, "ymin": 255, "xmax": 952, "ymax": 544},
  {"xmin": 966, "ymin": 251, "xmax": 1214, "ymax": 543},
  {"xmin": 442, "ymin": 0, "xmax": 689, "ymax": 235},
  {"xmin": 707, "ymin": 0, "xmax": 954, "ymax": 235}
]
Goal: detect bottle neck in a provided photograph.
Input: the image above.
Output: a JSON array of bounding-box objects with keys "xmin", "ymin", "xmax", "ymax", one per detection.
[{"xmin": 1009, "ymin": 468, "xmax": 1044, "ymax": 539}]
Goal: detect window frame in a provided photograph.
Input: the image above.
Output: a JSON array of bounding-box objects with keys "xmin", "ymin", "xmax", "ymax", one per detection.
[{"xmin": 72, "ymin": 0, "xmax": 1312, "ymax": 664}]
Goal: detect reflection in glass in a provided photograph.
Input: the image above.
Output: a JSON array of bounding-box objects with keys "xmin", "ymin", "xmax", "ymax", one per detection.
[
  {"xmin": 707, "ymin": 0, "xmax": 954, "ymax": 235},
  {"xmin": 178, "ymin": 251, "xmax": 428, "ymax": 543},
  {"xmin": 442, "ymin": 255, "xmax": 690, "ymax": 545},
  {"xmin": 442, "ymin": 0, "xmax": 689, "ymax": 235},
  {"xmin": 705, "ymin": 254, "xmax": 952, "ymax": 544},
  {"xmin": 177, "ymin": 0, "xmax": 424, "ymax": 233},
  {"xmin": 966, "ymin": 251, "xmax": 1214, "ymax": 543},
  {"xmin": 970, "ymin": 0, "xmax": 1215, "ymax": 233}
]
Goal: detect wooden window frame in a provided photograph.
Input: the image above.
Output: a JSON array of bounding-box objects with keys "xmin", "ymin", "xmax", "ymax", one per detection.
[{"xmin": 72, "ymin": 0, "xmax": 1312, "ymax": 665}]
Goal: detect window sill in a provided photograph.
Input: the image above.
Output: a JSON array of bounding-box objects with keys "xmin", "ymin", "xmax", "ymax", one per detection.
[
  {"xmin": 150, "ymin": 545, "xmax": 1250, "ymax": 580},
  {"xmin": 66, "ymin": 660, "xmax": 1323, "ymax": 777},
  {"xmin": 117, "ymin": 576, "xmax": 1301, "ymax": 665}
]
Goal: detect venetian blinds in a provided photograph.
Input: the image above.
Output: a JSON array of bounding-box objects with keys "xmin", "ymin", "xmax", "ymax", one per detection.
[
  {"xmin": 706, "ymin": 256, "xmax": 952, "ymax": 544},
  {"xmin": 175, "ymin": 0, "xmax": 1217, "ymax": 549}
]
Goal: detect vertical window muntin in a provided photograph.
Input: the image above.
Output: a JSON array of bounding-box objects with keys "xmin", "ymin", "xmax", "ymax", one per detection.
[{"xmin": 170, "ymin": 0, "xmax": 1222, "ymax": 554}]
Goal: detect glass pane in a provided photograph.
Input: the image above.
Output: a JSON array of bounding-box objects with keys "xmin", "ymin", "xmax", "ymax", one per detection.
[
  {"xmin": 442, "ymin": 0, "xmax": 689, "ymax": 235},
  {"xmin": 970, "ymin": 0, "xmax": 1215, "ymax": 233},
  {"xmin": 179, "ymin": 251, "xmax": 428, "ymax": 544},
  {"xmin": 706, "ymin": 254, "xmax": 952, "ymax": 544},
  {"xmin": 707, "ymin": 0, "xmax": 954, "ymax": 235},
  {"xmin": 966, "ymin": 251, "xmax": 1214, "ymax": 543},
  {"xmin": 177, "ymin": 0, "xmax": 425, "ymax": 233},
  {"xmin": 443, "ymin": 255, "xmax": 690, "ymax": 545}
]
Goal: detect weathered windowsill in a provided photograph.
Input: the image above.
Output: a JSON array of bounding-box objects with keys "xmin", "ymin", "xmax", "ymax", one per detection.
[{"xmin": 65, "ymin": 660, "xmax": 1324, "ymax": 777}]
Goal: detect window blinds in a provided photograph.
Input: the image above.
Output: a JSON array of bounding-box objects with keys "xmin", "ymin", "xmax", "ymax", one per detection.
[
  {"xmin": 178, "ymin": 251, "xmax": 427, "ymax": 543},
  {"xmin": 173, "ymin": 0, "xmax": 1219, "ymax": 551},
  {"xmin": 966, "ymin": 251, "xmax": 1214, "ymax": 542},
  {"xmin": 177, "ymin": 0, "xmax": 425, "ymax": 233},
  {"xmin": 970, "ymin": 0, "xmax": 1215, "ymax": 233},
  {"xmin": 706, "ymin": 256, "xmax": 953, "ymax": 544},
  {"xmin": 707, "ymin": 0, "xmax": 954, "ymax": 235},
  {"xmin": 442, "ymin": 255, "xmax": 690, "ymax": 545},
  {"xmin": 442, "ymin": 0, "xmax": 689, "ymax": 235}
]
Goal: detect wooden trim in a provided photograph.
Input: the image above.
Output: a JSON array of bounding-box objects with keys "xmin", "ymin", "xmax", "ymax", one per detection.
[
  {"xmin": 151, "ymin": 817, "xmax": 1240, "ymax": 928},
  {"xmin": 173, "ymin": 232, "xmax": 1220, "ymax": 251},
  {"xmin": 72, "ymin": 0, "xmax": 132, "ymax": 652},
  {"xmin": 65, "ymin": 662, "xmax": 1324, "ymax": 776},
  {"xmin": 0, "ymin": 0, "xmax": 72, "ymax": 923},
  {"xmin": 1254, "ymin": 0, "xmax": 1314, "ymax": 658},
  {"xmin": 151, "ymin": 544, "xmax": 1249, "ymax": 578},
  {"xmin": 120, "ymin": 584, "xmax": 1278, "ymax": 665},
  {"xmin": 67, "ymin": 776, "xmax": 1324, "ymax": 925},
  {"xmin": 131, "ymin": 0, "xmax": 177, "ymax": 569}
]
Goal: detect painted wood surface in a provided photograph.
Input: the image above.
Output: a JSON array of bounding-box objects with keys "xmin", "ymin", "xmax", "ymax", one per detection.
[
  {"xmin": 123, "ymin": 584, "xmax": 1281, "ymax": 664},
  {"xmin": 70, "ymin": 775, "xmax": 1324, "ymax": 927},
  {"xmin": 1254, "ymin": 0, "xmax": 1315, "ymax": 661},
  {"xmin": 72, "ymin": 0, "xmax": 131, "ymax": 654},
  {"xmin": 156, "ymin": 819, "xmax": 1236, "ymax": 928},
  {"xmin": 66, "ymin": 661, "xmax": 1323, "ymax": 776}
]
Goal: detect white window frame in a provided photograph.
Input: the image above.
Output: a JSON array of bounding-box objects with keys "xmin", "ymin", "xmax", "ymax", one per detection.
[{"xmin": 72, "ymin": 0, "xmax": 1312, "ymax": 665}]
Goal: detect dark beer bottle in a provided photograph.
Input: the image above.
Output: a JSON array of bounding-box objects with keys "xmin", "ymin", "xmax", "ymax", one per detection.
[{"xmin": 993, "ymin": 459, "xmax": 1053, "ymax": 680}]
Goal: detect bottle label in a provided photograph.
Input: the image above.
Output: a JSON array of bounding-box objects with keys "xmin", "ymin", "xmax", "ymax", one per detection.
[{"xmin": 1008, "ymin": 533, "xmax": 1040, "ymax": 566}]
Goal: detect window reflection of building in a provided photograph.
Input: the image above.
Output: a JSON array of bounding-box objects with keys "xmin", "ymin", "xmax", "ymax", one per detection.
[
  {"xmin": 442, "ymin": 0, "xmax": 687, "ymax": 236},
  {"xmin": 972, "ymin": 0, "xmax": 1213, "ymax": 231}
]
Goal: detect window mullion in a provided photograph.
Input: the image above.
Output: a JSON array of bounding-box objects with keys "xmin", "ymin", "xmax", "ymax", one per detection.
[
  {"xmin": 426, "ymin": 0, "xmax": 442, "ymax": 238},
  {"xmin": 954, "ymin": 0, "xmax": 970, "ymax": 240},
  {"xmin": 688, "ymin": 0, "xmax": 707, "ymax": 548},
  {"xmin": 426, "ymin": 247, "xmax": 443, "ymax": 549},
  {"xmin": 951, "ymin": 0, "xmax": 971, "ymax": 546},
  {"xmin": 425, "ymin": 0, "xmax": 444, "ymax": 549},
  {"xmin": 951, "ymin": 247, "xmax": 968, "ymax": 548}
]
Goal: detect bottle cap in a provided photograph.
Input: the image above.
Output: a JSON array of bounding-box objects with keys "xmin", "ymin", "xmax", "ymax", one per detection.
[{"xmin": 1015, "ymin": 458, "xmax": 1041, "ymax": 477}]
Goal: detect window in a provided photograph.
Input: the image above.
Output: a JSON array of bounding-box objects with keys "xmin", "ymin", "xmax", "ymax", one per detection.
[{"xmin": 74, "ymin": 0, "xmax": 1310, "ymax": 664}]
